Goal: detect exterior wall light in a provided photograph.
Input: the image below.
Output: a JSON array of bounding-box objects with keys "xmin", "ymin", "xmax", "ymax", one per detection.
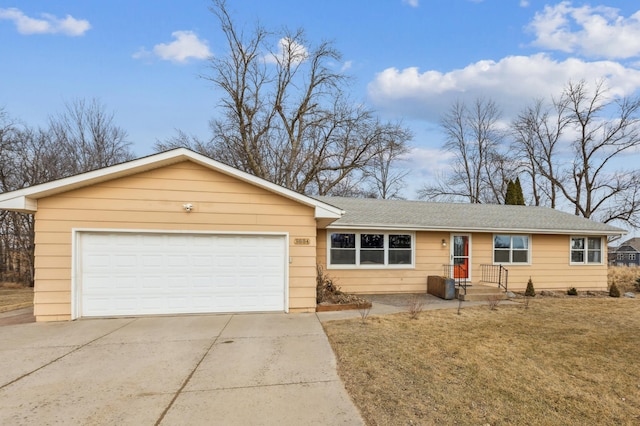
[
  {"xmin": 183, "ymin": 203, "xmax": 193, "ymax": 212},
  {"xmin": 441, "ymin": 238, "xmax": 447, "ymax": 247}
]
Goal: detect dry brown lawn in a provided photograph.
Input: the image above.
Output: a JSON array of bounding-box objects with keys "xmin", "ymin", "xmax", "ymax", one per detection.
[
  {"xmin": 324, "ymin": 297, "xmax": 640, "ymax": 426},
  {"xmin": 0, "ymin": 284, "xmax": 33, "ymax": 312}
]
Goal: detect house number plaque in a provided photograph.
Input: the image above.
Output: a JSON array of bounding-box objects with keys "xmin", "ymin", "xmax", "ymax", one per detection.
[{"xmin": 294, "ymin": 238, "xmax": 310, "ymax": 245}]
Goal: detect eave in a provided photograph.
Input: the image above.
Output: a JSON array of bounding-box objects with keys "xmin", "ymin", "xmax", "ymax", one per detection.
[{"xmin": 326, "ymin": 223, "xmax": 627, "ymax": 237}]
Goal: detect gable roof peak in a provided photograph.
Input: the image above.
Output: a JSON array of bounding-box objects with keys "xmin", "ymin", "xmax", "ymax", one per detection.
[
  {"xmin": 617, "ymin": 237, "xmax": 640, "ymax": 251},
  {"xmin": 0, "ymin": 148, "xmax": 343, "ymax": 220}
]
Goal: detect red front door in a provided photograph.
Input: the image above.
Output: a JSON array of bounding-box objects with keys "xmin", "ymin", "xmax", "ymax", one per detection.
[{"xmin": 452, "ymin": 235, "xmax": 470, "ymax": 280}]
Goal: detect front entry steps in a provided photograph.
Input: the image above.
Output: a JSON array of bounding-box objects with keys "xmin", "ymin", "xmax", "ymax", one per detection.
[{"xmin": 455, "ymin": 284, "xmax": 509, "ymax": 302}]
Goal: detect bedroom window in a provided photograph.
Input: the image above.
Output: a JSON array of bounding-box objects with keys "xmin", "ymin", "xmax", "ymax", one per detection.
[
  {"xmin": 493, "ymin": 235, "xmax": 530, "ymax": 264},
  {"xmin": 570, "ymin": 237, "xmax": 602, "ymax": 264},
  {"xmin": 328, "ymin": 232, "xmax": 414, "ymax": 268}
]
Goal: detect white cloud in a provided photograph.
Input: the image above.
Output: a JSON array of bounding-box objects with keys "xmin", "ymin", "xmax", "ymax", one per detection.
[
  {"xmin": 134, "ymin": 31, "xmax": 211, "ymax": 63},
  {"xmin": 340, "ymin": 60, "xmax": 353, "ymax": 72},
  {"xmin": 368, "ymin": 53, "xmax": 640, "ymax": 121},
  {"xmin": 0, "ymin": 7, "xmax": 90, "ymax": 36},
  {"xmin": 520, "ymin": 0, "xmax": 530, "ymax": 7},
  {"xmin": 402, "ymin": 0, "xmax": 419, "ymax": 7},
  {"xmin": 403, "ymin": 147, "xmax": 454, "ymax": 179},
  {"xmin": 131, "ymin": 47, "xmax": 152, "ymax": 61},
  {"xmin": 398, "ymin": 146, "xmax": 457, "ymax": 197},
  {"xmin": 528, "ymin": 2, "xmax": 640, "ymax": 59},
  {"xmin": 153, "ymin": 31, "xmax": 211, "ymax": 63},
  {"xmin": 265, "ymin": 37, "xmax": 309, "ymax": 64}
]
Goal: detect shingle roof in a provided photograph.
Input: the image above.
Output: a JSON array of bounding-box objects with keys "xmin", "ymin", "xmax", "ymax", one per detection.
[
  {"xmin": 315, "ymin": 196, "xmax": 626, "ymax": 236},
  {"xmin": 615, "ymin": 237, "xmax": 640, "ymax": 252}
]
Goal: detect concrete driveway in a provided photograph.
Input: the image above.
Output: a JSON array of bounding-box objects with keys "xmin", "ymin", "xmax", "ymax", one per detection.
[{"xmin": 0, "ymin": 313, "xmax": 364, "ymax": 425}]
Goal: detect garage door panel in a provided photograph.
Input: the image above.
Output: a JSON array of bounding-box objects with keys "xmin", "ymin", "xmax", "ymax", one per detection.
[
  {"xmin": 192, "ymin": 255, "xmax": 214, "ymax": 266},
  {"xmin": 167, "ymin": 296, "xmax": 188, "ymax": 309},
  {"xmin": 191, "ymin": 276, "xmax": 212, "ymax": 288},
  {"xmin": 262, "ymin": 295, "xmax": 285, "ymax": 308},
  {"xmin": 240, "ymin": 255, "xmax": 259, "ymax": 266},
  {"xmin": 140, "ymin": 276, "xmax": 164, "ymax": 290},
  {"xmin": 167, "ymin": 255, "xmax": 188, "ymax": 267},
  {"xmin": 142, "ymin": 255, "xmax": 163, "ymax": 267},
  {"xmin": 79, "ymin": 232, "xmax": 286, "ymax": 317},
  {"xmin": 216, "ymin": 254, "xmax": 239, "ymax": 267},
  {"xmin": 263, "ymin": 275, "xmax": 284, "ymax": 287},
  {"xmin": 114, "ymin": 234, "xmax": 137, "ymax": 246},
  {"xmin": 84, "ymin": 275, "xmax": 111, "ymax": 290},
  {"xmin": 85, "ymin": 254, "xmax": 109, "ymax": 269},
  {"xmin": 115, "ymin": 277, "xmax": 137, "ymax": 289}
]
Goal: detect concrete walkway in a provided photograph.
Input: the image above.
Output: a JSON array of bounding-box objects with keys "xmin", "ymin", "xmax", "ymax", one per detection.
[
  {"xmin": 0, "ymin": 313, "xmax": 364, "ymax": 425},
  {"xmin": 0, "ymin": 306, "xmax": 35, "ymax": 326}
]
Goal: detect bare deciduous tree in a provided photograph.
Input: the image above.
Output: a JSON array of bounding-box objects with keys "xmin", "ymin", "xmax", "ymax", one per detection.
[
  {"xmin": 512, "ymin": 80, "xmax": 640, "ymax": 226},
  {"xmin": 418, "ymin": 98, "xmax": 512, "ymax": 203},
  {"xmin": 511, "ymin": 98, "xmax": 571, "ymax": 207},
  {"xmin": 49, "ymin": 98, "xmax": 133, "ymax": 174},
  {"xmin": 0, "ymin": 101, "xmax": 134, "ymax": 285},
  {"xmin": 365, "ymin": 123, "xmax": 412, "ymax": 199},
  {"xmin": 156, "ymin": 0, "xmax": 411, "ymax": 196},
  {"xmin": 0, "ymin": 108, "xmax": 22, "ymax": 283}
]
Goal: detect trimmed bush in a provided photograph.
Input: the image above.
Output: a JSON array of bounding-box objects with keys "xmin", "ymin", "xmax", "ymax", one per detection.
[
  {"xmin": 609, "ymin": 282, "xmax": 621, "ymax": 298},
  {"xmin": 567, "ymin": 287, "xmax": 578, "ymax": 296},
  {"xmin": 525, "ymin": 278, "xmax": 536, "ymax": 297}
]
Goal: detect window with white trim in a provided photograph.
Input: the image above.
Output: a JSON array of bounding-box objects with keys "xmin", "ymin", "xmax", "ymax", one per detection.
[
  {"xmin": 493, "ymin": 235, "xmax": 530, "ymax": 264},
  {"xmin": 570, "ymin": 237, "xmax": 602, "ymax": 264},
  {"xmin": 328, "ymin": 232, "xmax": 414, "ymax": 268},
  {"xmin": 629, "ymin": 253, "xmax": 637, "ymax": 261}
]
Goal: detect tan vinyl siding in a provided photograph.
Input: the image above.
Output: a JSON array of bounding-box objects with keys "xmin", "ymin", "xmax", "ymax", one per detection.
[
  {"xmin": 506, "ymin": 234, "xmax": 608, "ymax": 291},
  {"xmin": 33, "ymin": 160, "xmax": 318, "ymax": 321},
  {"xmin": 318, "ymin": 230, "xmax": 609, "ymax": 294},
  {"xmin": 471, "ymin": 233, "xmax": 608, "ymax": 291}
]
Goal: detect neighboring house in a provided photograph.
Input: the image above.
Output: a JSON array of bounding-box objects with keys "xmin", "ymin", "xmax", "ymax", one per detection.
[
  {"xmin": 0, "ymin": 149, "xmax": 625, "ymax": 322},
  {"xmin": 609, "ymin": 238, "xmax": 640, "ymax": 267}
]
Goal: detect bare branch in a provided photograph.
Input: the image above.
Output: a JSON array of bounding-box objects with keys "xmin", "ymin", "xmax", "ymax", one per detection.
[
  {"xmin": 421, "ymin": 97, "xmax": 513, "ymax": 203},
  {"xmin": 168, "ymin": 0, "xmax": 412, "ymax": 197},
  {"xmin": 511, "ymin": 79, "xmax": 640, "ymax": 227}
]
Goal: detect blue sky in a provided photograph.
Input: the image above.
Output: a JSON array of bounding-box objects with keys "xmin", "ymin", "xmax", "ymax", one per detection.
[{"xmin": 2, "ymin": 0, "xmax": 640, "ymax": 200}]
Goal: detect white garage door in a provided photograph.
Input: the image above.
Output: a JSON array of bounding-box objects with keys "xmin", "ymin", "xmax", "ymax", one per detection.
[{"xmin": 78, "ymin": 232, "xmax": 286, "ymax": 317}]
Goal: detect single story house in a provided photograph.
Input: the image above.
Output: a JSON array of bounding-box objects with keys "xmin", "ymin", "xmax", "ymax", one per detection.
[
  {"xmin": 609, "ymin": 238, "xmax": 640, "ymax": 267},
  {"xmin": 0, "ymin": 149, "xmax": 625, "ymax": 322}
]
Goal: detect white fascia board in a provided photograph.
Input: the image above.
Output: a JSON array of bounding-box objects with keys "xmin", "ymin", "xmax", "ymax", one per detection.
[
  {"xmin": 326, "ymin": 223, "xmax": 627, "ymax": 236},
  {"xmin": 314, "ymin": 205, "xmax": 344, "ymax": 219},
  {"xmin": 0, "ymin": 196, "xmax": 38, "ymax": 213},
  {"xmin": 0, "ymin": 149, "xmax": 188, "ymax": 204}
]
